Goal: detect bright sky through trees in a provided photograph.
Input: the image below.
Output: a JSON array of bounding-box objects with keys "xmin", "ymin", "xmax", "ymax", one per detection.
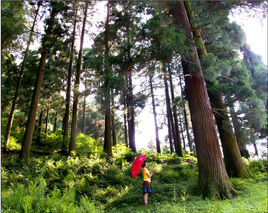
[{"xmin": 26, "ymin": 1, "xmax": 267, "ymax": 152}]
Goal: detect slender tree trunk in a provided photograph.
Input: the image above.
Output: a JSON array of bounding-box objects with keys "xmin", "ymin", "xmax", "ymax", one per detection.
[
  {"xmin": 253, "ymin": 141, "xmax": 259, "ymax": 156},
  {"xmin": 45, "ymin": 105, "xmax": 50, "ymax": 136},
  {"xmin": 82, "ymin": 94, "xmax": 86, "ymax": 134},
  {"xmin": 37, "ymin": 109, "xmax": 44, "ymax": 146},
  {"xmin": 149, "ymin": 73, "xmax": 161, "ymax": 153},
  {"xmin": 179, "ymin": 73, "xmax": 193, "ymax": 152},
  {"xmin": 178, "ymin": 114, "xmax": 186, "ymax": 150},
  {"xmin": 4, "ymin": 1, "xmax": 41, "ymax": 149},
  {"xmin": 62, "ymin": 4, "xmax": 77, "ymax": 154},
  {"xmin": 167, "ymin": 108, "xmax": 174, "ymax": 154},
  {"xmin": 103, "ymin": 0, "xmax": 113, "ymax": 156},
  {"xmin": 54, "ymin": 113, "xmax": 57, "ymax": 132},
  {"xmin": 69, "ymin": 2, "xmax": 88, "ymax": 153},
  {"xmin": 123, "ymin": 90, "xmax": 129, "ymax": 147},
  {"xmin": 209, "ymin": 92, "xmax": 250, "ymax": 177},
  {"xmin": 170, "ymin": 1, "xmax": 234, "ymax": 198},
  {"xmin": 21, "ymin": 1, "xmax": 60, "ymax": 160},
  {"xmin": 183, "ymin": 0, "xmax": 249, "ymax": 178},
  {"xmin": 163, "ymin": 64, "xmax": 179, "ymax": 155},
  {"xmin": 111, "ymin": 89, "xmax": 117, "ymax": 146},
  {"xmin": 167, "ymin": 65, "xmax": 183, "ymax": 156},
  {"xmin": 126, "ymin": 72, "xmax": 136, "ymax": 153},
  {"xmin": 229, "ymin": 104, "xmax": 250, "ymax": 158}
]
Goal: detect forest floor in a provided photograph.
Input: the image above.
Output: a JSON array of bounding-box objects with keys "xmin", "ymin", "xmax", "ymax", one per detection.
[{"xmin": 1, "ymin": 133, "xmax": 268, "ymax": 213}]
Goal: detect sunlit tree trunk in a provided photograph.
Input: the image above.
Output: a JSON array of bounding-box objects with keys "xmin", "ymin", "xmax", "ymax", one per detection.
[
  {"xmin": 178, "ymin": 114, "xmax": 186, "ymax": 150},
  {"xmin": 168, "ymin": 65, "xmax": 183, "ymax": 156},
  {"xmin": 123, "ymin": 90, "xmax": 128, "ymax": 147},
  {"xmin": 126, "ymin": 72, "xmax": 136, "ymax": 153},
  {"xmin": 149, "ymin": 73, "xmax": 161, "ymax": 153},
  {"xmin": 62, "ymin": 3, "xmax": 77, "ymax": 154},
  {"xmin": 111, "ymin": 89, "xmax": 117, "ymax": 146},
  {"xmin": 5, "ymin": 1, "xmax": 41, "ymax": 149},
  {"xmin": 170, "ymin": 1, "xmax": 234, "ymax": 198},
  {"xmin": 20, "ymin": 3, "xmax": 58, "ymax": 160},
  {"xmin": 69, "ymin": 2, "xmax": 88, "ymax": 153}
]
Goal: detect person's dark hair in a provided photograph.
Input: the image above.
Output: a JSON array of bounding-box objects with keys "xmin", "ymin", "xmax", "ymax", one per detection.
[{"xmin": 141, "ymin": 161, "xmax": 147, "ymax": 168}]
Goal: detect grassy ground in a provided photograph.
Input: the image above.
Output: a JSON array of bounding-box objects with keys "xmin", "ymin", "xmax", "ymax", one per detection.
[{"xmin": 1, "ymin": 133, "xmax": 267, "ymax": 212}]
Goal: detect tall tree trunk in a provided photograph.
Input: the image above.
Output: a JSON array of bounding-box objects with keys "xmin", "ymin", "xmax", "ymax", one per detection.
[
  {"xmin": 170, "ymin": 1, "xmax": 234, "ymax": 198},
  {"xmin": 179, "ymin": 72, "xmax": 193, "ymax": 152},
  {"xmin": 20, "ymin": 3, "xmax": 58, "ymax": 160},
  {"xmin": 163, "ymin": 64, "xmax": 178, "ymax": 155},
  {"xmin": 183, "ymin": 0, "xmax": 249, "ymax": 178},
  {"xmin": 82, "ymin": 94, "xmax": 86, "ymax": 134},
  {"xmin": 149, "ymin": 73, "xmax": 161, "ymax": 153},
  {"xmin": 45, "ymin": 105, "xmax": 50, "ymax": 136},
  {"xmin": 37, "ymin": 109, "xmax": 44, "ymax": 146},
  {"xmin": 167, "ymin": 108, "xmax": 174, "ymax": 154},
  {"xmin": 4, "ymin": 1, "xmax": 41, "ymax": 149},
  {"xmin": 123, "ymin": 90, "xmax": 129, "ymax": 147},
  {"xmin": 209, "ymin": 91, "xmax": 250, "ymax": 177},
  {"xmin": 69, "ymin": 2, "xmax": 88, "ymax": 153},
  {"xmin": 253, "ymin": 141, "xmax": 258, "ymax": 156},
  {"xmin": 229, "ymin": 104, "xmax": 250, "ymax": 158},
  {"xmin": 111, "ymin": 89, "xmax": 117, "ymax": 146},
  {"xmin": 62, "ymin": 4, "xmax": 77, "ymax": 154},
  {"xmin": 54, "ymin": 113, "xmax": 57, "ymax": 132},
  {"xmin": 126, "ymin": 72, "xmax": 136, "ymax": 153},
  {"xmin": 103, "ymin": 0, "xmax": 113, "ymax": 156},
  {"xmin": 167, "ymin": 65, "xmax": 183, "ymax": 156},
  {"xmin": 178, "ymin": 114, "xmax": 186, "ymax": 150}
]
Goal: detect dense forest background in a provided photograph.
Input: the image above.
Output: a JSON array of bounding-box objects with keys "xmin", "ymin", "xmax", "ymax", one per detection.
[{"xmin": 1, "ymin": 0, "xmax": 267, "ymax": 212}]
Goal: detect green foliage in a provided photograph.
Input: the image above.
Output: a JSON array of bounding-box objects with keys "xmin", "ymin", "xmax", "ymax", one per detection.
[{"xmin": 2, "ymin": 138, "xmax": 267, "ymax": 213}]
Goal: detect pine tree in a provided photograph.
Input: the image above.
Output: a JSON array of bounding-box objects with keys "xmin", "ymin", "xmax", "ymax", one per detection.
[
  {"xmin": 169, "ymin": 1, "xmax": 234, "ymax": 198},
  {"xmin": 20, "ymin": 1, "xmax": 66, "ymax": 160},
  {"xmin": 69, "ymin": 2, "xmax": 89, "ymax": 153}
]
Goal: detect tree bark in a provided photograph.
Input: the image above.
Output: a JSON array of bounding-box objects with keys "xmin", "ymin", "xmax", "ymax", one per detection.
[
  {"xmin": 37, "ymin": 109, "xmax": 44, "ymax": 146},
  {"xmin": 69, "ymin": 2, "xmax": 88, "ymax": 153},
  {"xmin": 209, "ymin": 91, "xmax": 250, "ymax": 177},
  {"xmin": 103, "ymin": 0, "xmax": 113, "ymax": 156},
  {"xmin": 4, "ymin": 1, "xmax": 41, "ymax": 149},
  {"xmin": 253, "ymin": 141, "xmax": 258, "ymax": 156},
  {"xmin": 111, "ymin": 89, "xmax": 117, "ymax": 146},
  {"xmin": 170, "ymin": 1, "xmax": 234, "ymax": 198},
  {"xmin": 163, "ymin": 64, "xmax": 179, "ymax": 155},
  {"xmin": 126, "ymin": 72, "xmax": 136, "ymax": 153},
  {"xmin": 167, "ymin": 65, "xmax": 183, "ymax": 156},
  {"xmin": 54, "ymin": 113, "xmax": 57, "ymax": 132},
  {"xmin": 178, "ymin": 114, "xmax": 186, "ymax": 150},
  {"xmin": 149, "ymin": 73, "xmax": 161, "ymax": 153},
  {"xmin": 183, "ymin": 0, "xmax": 249, "ymax": 178},
  {"xmin": 123, "ymin": 90, "xmax": 129, "ymax": 147},
  {"xmin": 82, "ymin": 94, "xmax": 86, "ymax": 134},
  {"xmin": 62, "ymin": 4, "xmax": 77, "ymax": 154},
  {"xmin": 179, "ymin": 73, "xmax": 193, "ymax": 152},
  {"xmin": 45, "ymin": 105, "xmax": 50, "ymax": 136},
  {"xmin": 20, "ymin": 1, "xmax": 58, "ymax": 159},
  {"xmin": 229, "ymin": 104, "xmax": 250, "ymax": 158}
]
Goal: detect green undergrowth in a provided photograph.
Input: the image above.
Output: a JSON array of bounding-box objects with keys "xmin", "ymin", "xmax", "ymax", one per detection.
[{"xmin": 1, "ymin": 132, "xmax": 267, "ymax": 212}]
